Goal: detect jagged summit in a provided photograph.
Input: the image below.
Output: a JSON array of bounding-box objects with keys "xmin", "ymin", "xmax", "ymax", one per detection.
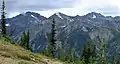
[
  {"xmin": 9, "ymin": 11, "xmax": 116, "ymax": 20},
  {"xmin": 25, "ymin": 11, "xmax": 40, "ymax": 16},
  {"xmin": 85, "ymin": 12, "xmax": 104, "ymax": 18},
  {"xmin": 55, "ymin": 12, "xmax": 64, "ymax": 19},
  {"xmin": 55, "ymin": 12, "xmax": 63, "ymax": 15},
  {"xmin": 1, "ymin": 11, "xmax": 120, "ymax": 61}
]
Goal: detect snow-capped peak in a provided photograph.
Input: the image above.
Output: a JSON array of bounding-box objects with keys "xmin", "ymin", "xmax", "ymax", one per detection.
[{"xmin": 55, "ymin": 12, "xmax": 63, "ymax": 19}]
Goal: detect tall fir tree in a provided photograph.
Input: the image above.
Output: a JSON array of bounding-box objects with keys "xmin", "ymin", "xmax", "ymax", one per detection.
[
  {"xmin": 20, "ymin": 30, "xmax": 31, "ymax": 50},
  {"xmin": 1, "ymin": 0, "xmax": 7, "ymax": 37},
  {"xmin": 99, "ymin": 39, "xmax": 107, "ymax": 64},
  {"xmin": 26, "ymin": 29, "xmax": 30, "ymax": 50},
  {"xmin": 96, "ymin": 36, "xmax": 108, "ymax": 64},
  {"xmin": 48, "ymin": 19, "xmax": 57, "ymax": 57},
  {"xmin": 82, "ymin": 43, "xmax": 97, "ymax": 64},
  {"xmin": 20, "ymin": 31, "xmax": 26, "ymax": 47},
  {"xmin": 82, "ymin": 43, "xmax": 90, "ymax": 64}
]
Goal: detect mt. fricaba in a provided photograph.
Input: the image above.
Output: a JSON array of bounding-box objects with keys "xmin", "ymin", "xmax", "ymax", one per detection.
[{"xmin": 0, "ymin": 11, "xmax": 120, "ymax": 60}]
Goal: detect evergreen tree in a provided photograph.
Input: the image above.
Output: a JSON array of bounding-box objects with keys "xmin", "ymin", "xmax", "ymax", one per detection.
[
  {"xmin": 26, "ymin": 29, "xmax": 30, "ymax": 50},
  {"xmin": 82, "ymin": 43, "xmax": 97, "ymax": 64},
  {"xmin": 57, "ymin": 45, "xmax": 66, "ymax": 61},
  {"xmin": 82, "ymin": 43, "xmax": 90, "ymax": 64},
  {"xmin": 96, "ymin": 36, "xmax": 108, "ymax": 64},
  {"xmin": 99, "ymin": 39, "xmax": 107, "ymax": 64},
  {"xmin": 1, "ymin": 0, "xmax": 7, "ymax": 37},
  {"xmin": 20, "ymin": 31, "xmax": 26, "ymax": 48},
  {"xmin": 20, "ymin": 30, "xmax": 31, "ymax": 50},
  {"xmin": 48, "ymin": 19, "xmax": 57, "ymax": 57},
  {"xmin": 112, "ymin": 53, "xmax": 120, "ymax": 64}
]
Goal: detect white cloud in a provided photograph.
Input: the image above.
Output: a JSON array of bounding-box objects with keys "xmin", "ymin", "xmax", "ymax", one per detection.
[
  {"xmin": 109, "ymin": 0, "xmax": 120, "ymax": 8},
  {"xmin": 8, "ymin": 12, "xmax": 20, "ymax": 18},
  {"xmin": 6, "ymin": 0, "xmax": 120, "ymax": 18},
  {"xmin": 34, "ymin": 8, "xmax": 79, "ymax": 18},
  {"xmin": 36, "ymin": 0, "xmax": 120, "ymax": 17}
]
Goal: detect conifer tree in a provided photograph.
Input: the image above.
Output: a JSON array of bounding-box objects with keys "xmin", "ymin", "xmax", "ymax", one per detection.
[
  {"xmin": 48, "ymin": 19, "xmax": 57, "ymax": 57},
  {"xmin": 97, "ymin": 36, "xmax": 108, "ymax": 64},
  {"xmin": 82, "ymin": 43, "xmax": 90, "ymax": 64},
  {"xmin": 20, "ymin": 30, "xmax": 31, "ymax": 50},
  {"xmin": 20, "ymin": 31, "xmax": 26, "ymax": 48},
  {"xmin": 26, "ymin": 29, "xmax": 30, "ymax": 50},
  {"xmin": 82, "ymin": 43, "xmax": 97, "ymax": 64},
  {"xmin": 1, "ymin": 0, "xmax": 7, "ymax": 37},
  {"xmin": 99, "ymin": 39, "xmax": 107, "ymax": 64}
]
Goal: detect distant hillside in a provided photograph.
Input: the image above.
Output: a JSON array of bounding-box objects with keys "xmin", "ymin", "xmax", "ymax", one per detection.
[
  {"xmin": 0, "ymin": 11, "xmax": 120, "ymax": 59},
  {"xmin": 0, "ymin": 39, "xmax": 64, "ymax": 64}
]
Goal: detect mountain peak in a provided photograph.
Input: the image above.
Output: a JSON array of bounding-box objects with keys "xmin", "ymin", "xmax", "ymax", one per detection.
[
  {"xmin": 75, "ymin": 15, "xmax": 81, "ymax": 17},
  {"xmin": 25, "ymin": 11, "xmax": 33, "ymax": 14},
  {"xmin": 86, "ymin": 12, "xmax": 104, "ymax": 18},
  {"xmin": 25, "ymin": 11, "xmax": 40, "ymax": 16},
  {"xmin": 48, "ymin": 12, "xmax": 65, "ymax": 19},
  {"xmin": 88, "ymin": 12, "xmax": 101, "ymax": 15},
  {"xmin": 24, "ymin": 11, "xmax": 47, "ymax": 20},
  {"xmin": 55, "ymin": 12, "xmax": 64, "ymax": 19},
  {"xmin": 55, "ymin": 12, "xmax": 62, "ymax": 14}
]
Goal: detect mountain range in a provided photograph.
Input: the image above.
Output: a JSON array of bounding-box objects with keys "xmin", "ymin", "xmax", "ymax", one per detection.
[{"xmin": 0, "ymin": 11, "xmax": 120, "ymax": 59}]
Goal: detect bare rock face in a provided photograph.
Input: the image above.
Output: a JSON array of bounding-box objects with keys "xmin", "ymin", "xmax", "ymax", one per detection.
[{"xmin": 0, "ymin": 12, "xmax": 120, "ymax": 59}]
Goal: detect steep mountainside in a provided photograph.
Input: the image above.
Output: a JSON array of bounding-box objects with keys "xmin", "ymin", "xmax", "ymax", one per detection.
[{"xmin": 0, "ymin": 12, "xmax": 120, "ymax": 58}]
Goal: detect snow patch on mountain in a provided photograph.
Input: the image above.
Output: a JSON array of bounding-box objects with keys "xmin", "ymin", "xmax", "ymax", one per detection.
[
  {"xmin": 92, "ymin": 14, "xmax": 96, "ymax": 18},
  {"xmin": 31, "ymin": 15, "xmax": 40, "ymax": 23},
  {"xmin": 5, "ymin": 23, "xmax": 10, "ymax": 26},
  {"xmin": 82, "ymin": 26, "xmax": 88, "ymax": 32},
  {"xmin": 69, "ymin": 19, "xmax": 74, "ymax": 22},
  {"xmin": 61, "ymin": 25, "xmax": 66, "ymax": 28},
  {"xmin": 37, "ymin": 45, "xmax": 41, "ymax": 50},
  {"xmin": 56, "ymin": 13, "xmax": 63, "ymax": 19},
  {"xmin": 31, "ymin": 15, "xmax": 35, "ymax": 18}
]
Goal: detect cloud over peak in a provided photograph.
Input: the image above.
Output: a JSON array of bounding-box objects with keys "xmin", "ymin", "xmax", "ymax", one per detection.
[{"xmin": 0, "ymin": 0, "xmax": 120, "ymax": 18}]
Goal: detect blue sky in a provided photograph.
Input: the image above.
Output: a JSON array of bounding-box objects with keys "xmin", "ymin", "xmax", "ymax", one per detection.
[{"xmin": 0, "ymin": 0, "xmax": 120, "ymax": 18}]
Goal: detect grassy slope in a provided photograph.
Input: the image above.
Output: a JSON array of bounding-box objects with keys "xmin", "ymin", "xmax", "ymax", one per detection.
[{"xmin": 0, "ymin": 39, "xmax": 64, "ymax": 64}]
